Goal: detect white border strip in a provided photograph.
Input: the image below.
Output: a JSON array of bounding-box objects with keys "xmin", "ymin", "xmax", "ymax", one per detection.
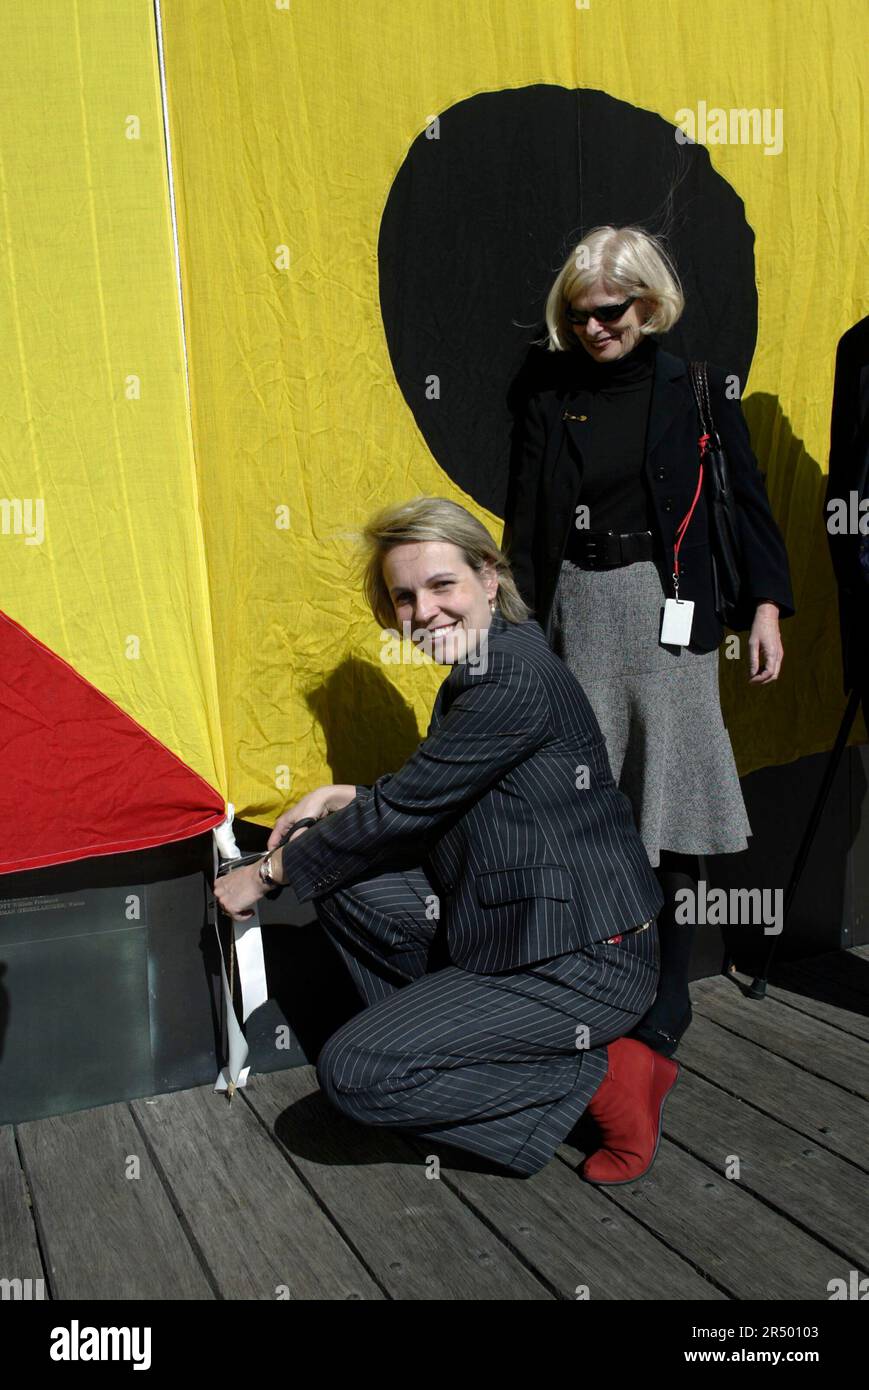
[{"xmin": 152, "ymin": 0, "xmax": 192, "ymax": 410}]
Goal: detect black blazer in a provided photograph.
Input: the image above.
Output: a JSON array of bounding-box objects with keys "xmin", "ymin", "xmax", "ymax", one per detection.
[
  {"xmin": 280, "ymin": 610, "xmax": 664, "ymax": 973},
  {"xmin": 503, "ymin": 345, "xmax": 795, "ymax": 653}
]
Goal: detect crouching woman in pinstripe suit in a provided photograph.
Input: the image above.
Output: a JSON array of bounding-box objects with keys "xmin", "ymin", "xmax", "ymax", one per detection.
[{"xmin": 214, "ymin": 497, "xmax": 674, "ymax": 1184}]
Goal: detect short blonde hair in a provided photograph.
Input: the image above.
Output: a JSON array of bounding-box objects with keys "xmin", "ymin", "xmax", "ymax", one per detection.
[
  {"xmin": 357, "ymin": 496, "xmax": 531, "ymax": 630},
  {"xmin": 544, "ymin": 225, "xmax": 685, "ymax": 352}
]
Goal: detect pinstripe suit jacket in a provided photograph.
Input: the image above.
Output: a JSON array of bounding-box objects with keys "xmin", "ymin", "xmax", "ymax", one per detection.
[{"xmin": 280, "ymin": 609, "xmax": 664, "ymax": 973}]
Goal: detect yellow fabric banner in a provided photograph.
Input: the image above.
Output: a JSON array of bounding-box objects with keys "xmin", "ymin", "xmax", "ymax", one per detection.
[
  {"xmin": 160, "ymin": 0, "xmax": 866, "ymax": 818},
  {"xmin": 0, "ymin": 0, "xmax": 225, "ymax": 799},
  {"xmin": 2, "ymin": 1, "xmax": 865, "ymax": 860}
]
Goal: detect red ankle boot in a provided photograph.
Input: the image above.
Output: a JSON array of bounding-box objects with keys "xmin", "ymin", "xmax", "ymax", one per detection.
[{"xmin": 580, "ymin": 1037, "xmax": 679, "ymax": 1184}]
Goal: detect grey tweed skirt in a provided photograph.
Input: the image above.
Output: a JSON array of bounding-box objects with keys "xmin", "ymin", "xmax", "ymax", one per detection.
[{"xmin": 551, "ymin": 558, "xmax": 752, "ymax": 867}]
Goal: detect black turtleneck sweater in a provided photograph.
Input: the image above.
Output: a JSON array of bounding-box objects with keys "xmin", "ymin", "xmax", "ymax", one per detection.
[{"xmin": 563, "ymin": 336, "xmax": 657, "ymax": 556}]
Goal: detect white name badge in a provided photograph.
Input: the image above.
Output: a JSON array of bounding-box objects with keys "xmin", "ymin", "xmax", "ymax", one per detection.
[{"xmin": 660, "ymin": 598, "xmax": 695, "ymax": 646}]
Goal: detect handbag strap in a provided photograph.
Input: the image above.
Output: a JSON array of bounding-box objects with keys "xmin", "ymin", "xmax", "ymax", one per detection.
[{"xmin": 688, "ymin": 360, "xmax": 716, "ymax": 447}]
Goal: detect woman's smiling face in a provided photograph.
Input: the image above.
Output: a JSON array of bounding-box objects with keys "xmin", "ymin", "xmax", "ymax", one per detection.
[
  {"xmin": 383, "ymin": 540, "xmax": 498, "ymax": 665},
  {"xmin": 567, "ymin": 277, "xmax": 648, "ymax": 362}
]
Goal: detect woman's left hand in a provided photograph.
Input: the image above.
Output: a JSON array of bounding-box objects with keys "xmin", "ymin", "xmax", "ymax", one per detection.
[
  {"xmin": 213, "ymin": 861, "xmax": 267, "ymax": 922},
  {"xmin": 747, "ymin": 601, "xmax": 783, "ymax": 684}
]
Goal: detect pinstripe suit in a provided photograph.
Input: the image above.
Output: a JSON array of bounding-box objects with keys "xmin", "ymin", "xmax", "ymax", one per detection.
[{"xmin": 280, "ymin": 609, "xmax": 664, "ymax": 1175}]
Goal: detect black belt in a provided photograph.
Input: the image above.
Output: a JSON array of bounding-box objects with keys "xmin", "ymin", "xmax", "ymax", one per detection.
[{"xmin": 567, "ymin": 528, "xmax": 656, "ymax": 570}]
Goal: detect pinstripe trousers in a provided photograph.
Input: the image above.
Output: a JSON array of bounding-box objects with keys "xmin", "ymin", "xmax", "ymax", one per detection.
[{"xmin": 313, "ymin": 862, "xmax": 661, "ymax": 1177}]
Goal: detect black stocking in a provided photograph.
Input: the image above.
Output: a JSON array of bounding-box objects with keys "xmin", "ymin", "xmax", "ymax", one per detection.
[{"xmin": 628, "ymin": 850, "xmax": 699, "ymax": 1056}]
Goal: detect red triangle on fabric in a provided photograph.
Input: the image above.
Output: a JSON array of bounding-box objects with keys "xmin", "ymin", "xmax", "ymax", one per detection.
[{"xmin": 0, "ymin": 609, "xmax": 226, "ymax": 874}]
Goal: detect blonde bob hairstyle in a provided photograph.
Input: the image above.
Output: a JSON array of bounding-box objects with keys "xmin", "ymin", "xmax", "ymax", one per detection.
[
  {"xmin": 357, "ymin": 496, "xmax": 531, "ymax": 631},
  {"xmin": 544, "ymin": 225, "xmax": 685, "ymax": 352}
]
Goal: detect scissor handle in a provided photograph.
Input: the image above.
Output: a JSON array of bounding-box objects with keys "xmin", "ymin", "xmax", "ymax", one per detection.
[{"xmin": 276, "ymin": 816, "xmax": 319, "ymax": 846}]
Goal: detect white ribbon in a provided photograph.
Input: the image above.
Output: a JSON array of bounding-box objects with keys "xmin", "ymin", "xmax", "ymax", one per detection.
[{"xmin": 212, "ymin": 803, "xmax": 269, "ymax": 1094}]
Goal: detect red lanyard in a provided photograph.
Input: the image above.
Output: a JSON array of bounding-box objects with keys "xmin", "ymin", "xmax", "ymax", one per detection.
[{"xmin": 672, "ymin": 432, "xmax": 709, "ymax": 600}]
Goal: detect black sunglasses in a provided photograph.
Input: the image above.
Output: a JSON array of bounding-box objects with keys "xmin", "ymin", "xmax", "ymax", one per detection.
[{"xmin": 565, "ymin": 295, "xmax": 636, "ymax": 326}]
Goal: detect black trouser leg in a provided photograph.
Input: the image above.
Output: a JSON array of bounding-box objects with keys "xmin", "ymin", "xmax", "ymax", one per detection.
[{"xmin": 627, "ymin": 850, "xmax": 699, "ymax": 1056}]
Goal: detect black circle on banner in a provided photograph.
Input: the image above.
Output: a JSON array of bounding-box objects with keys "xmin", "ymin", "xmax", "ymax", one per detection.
[{"xmin": 378, "ymin": 85, "xmax": 757, "ymax": 516}]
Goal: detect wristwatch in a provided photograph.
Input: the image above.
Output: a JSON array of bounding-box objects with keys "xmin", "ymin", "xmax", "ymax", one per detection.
[
  {"xmin": 257, "ymin": 852, "xmax": 278, "ymax": 888},
  {"xmin": 258, "ymin": 816, "xmax": 319, "ymax": 888}
]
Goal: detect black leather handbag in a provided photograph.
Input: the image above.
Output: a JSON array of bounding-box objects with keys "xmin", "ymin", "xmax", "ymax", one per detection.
[{"xmin": 688, "ymin": 360, "xmax": 756, "ymax": 632}]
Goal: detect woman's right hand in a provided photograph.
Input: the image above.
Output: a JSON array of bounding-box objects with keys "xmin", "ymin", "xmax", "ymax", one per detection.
[{"xmin": 267, "ymin": 785, "xmax": 356, "ymax": 850}]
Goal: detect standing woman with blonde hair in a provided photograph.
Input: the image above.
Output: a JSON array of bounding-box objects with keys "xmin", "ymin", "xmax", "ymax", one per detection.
[{"xmin": 504, "ymin": 226, "xmax": 794, "ymax": 1168}]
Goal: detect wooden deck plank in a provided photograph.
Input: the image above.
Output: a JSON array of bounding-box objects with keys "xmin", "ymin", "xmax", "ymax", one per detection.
[
  {"xmin": 691, "ymin": 976, "xmax": 869, "ymax": 1098},
  {"xmin": 663, "ymin": 1068, "xmax": 869, "ymax": 1269},
  {"xmin": 556, "ymin": 1139, "xmax": 848, "ymax": 1299},
  {"xmin": 8, "ymin": 949, "xmax": 865, "ymax": 1302},
  {"xmin": 677, "ymin": 1013, "xmax": 868, "ymax": 1169},
  {"xmin": 0, "ymin": 1127, "xmax": 46, "ymax": 1296},
  {"xmin": 404, "ymin": 1134, "xmax": 726, "ymax": 1300},
  {"xmin": 17, "ymin": 1104, "xmax": 212, "ymax": 1300},
  {"xmin": 761, "ymin": 965, "xmax": 869, "ymax": 1040},
  {"xmin": 784, "ymin": 949, "xmax": 869, "ymax": 1001},
  {"xmin": 242, "ymin": 1066, "xmax": 553, "ymax": 1300},
  {"xmin": 131, "ymin": 1086, "xmax": 383, "ymax": 1300}
]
